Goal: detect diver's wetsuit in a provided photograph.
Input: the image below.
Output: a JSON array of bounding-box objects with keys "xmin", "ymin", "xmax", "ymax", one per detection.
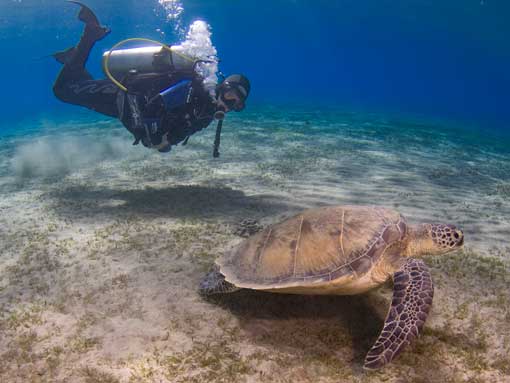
[{"xmin": 53, "ymin": 7, "xmax": 216, "ymax": 153}]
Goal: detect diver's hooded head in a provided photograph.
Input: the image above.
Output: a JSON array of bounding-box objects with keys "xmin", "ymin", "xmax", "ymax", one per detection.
[{"xmin": 216, "ymin": 74, "xmax": 250, "ymax": 113}]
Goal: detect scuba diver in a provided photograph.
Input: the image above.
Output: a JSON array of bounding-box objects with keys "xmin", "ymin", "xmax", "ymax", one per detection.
[{"xmin": 53, "ymin": 1, "xmax": 250, "ymax": 156}]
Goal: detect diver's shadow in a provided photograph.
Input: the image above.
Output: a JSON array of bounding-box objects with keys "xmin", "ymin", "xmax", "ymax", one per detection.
[
  {"xmin": 208, "ymin": 290, "xmax": 385, "ymax": 369},
  {"xmin": 48, "ymin": 184, "xmax": 299, "ymax": 220}
]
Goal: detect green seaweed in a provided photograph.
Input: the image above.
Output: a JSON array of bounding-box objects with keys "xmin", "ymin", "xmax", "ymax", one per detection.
[
  {"xmin": 80, "ymin": 366, "xmax": 121, "ymax": 383},
  {"xmin": 430, "ymin": 248, "xmax": 509, "ymax": 289},
  {"xmin": 69, "ymin": 335, "xmax": 101, "ymax": 353},
  {"xmin": 161, "ymin": 340, "xmax": 253, "ymax": 383}
]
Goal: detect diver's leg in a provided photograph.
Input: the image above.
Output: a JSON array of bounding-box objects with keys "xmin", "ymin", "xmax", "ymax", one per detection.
[
  {"xmin": 56, "ymin": 78, "xmax": 119, "ymax": 117},
  {"xmin": 53, "ymin": 2, "xmax": 116, "ymax": 116}
]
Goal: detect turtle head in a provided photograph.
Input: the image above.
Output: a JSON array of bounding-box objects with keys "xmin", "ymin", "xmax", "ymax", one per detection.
[{"xmin": 406, "ymin": 223, "xmax": 464, "ymax": 257}]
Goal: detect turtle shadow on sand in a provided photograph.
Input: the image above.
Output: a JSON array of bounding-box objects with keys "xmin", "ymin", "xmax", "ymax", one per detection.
[
  {"xmin": 207, "ymin": 290, "xmax": 385, "ymax": 370},
  {"xmin": 47, "ymin": 184, "xmax": 299, "ymax": 221}
]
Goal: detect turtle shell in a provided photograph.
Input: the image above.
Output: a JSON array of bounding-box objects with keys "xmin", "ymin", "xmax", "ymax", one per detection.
[{"xmin": 217, "ymin": 205, "xmax": 407, "ymax": 290}]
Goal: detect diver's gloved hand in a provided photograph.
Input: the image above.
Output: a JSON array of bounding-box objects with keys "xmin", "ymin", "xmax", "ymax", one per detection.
[
  {"xmin": 214, "ymin": 110, "xmax": 225, "ymax": 120},
  {"xmin": 158, "ymin": 145, "xmax": 172, "ymax": 153}
]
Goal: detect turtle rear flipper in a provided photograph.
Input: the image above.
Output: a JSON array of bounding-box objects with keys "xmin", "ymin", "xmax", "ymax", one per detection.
[
  {"xmin": 199, "ymin": 265, "xmax": 240, "ymax": 295},
  {"xmin": 364, "ymin": 259, "xmax": 434, "ymax": 370}
]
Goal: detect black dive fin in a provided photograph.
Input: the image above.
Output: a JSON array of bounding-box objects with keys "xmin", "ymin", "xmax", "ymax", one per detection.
[
  {"xmin": 67, "ymin": 0, "xmax": 101, "ymax": 27},
  {"xmin": 67, "ymin": 1, "xmax": 111, "ymax": 41},
  {"xmin": 52, "ymin": 47, "xmax": 76, "ymax": 64}
]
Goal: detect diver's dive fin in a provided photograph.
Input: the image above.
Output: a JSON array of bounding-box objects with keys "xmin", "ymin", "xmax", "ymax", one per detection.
[
  {"xmin": 51, "ymin": 2, "xmax": 110, "ymax": 69},
  {"xmin": 67, "ymin": 1, "xmax": 111, "ymax": 42},
  {"xmin": 52, "ymin": 47, "xmax": 76, "ymax": 64},
  {"xmin": 67, "ymin": 1, "xmax": 101, "ymax": 27}
]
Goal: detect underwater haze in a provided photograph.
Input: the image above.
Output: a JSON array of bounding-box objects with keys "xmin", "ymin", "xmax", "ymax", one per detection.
[{"xmin": 1, "ymin": 1, "xmax": 510, "ymax": 383}]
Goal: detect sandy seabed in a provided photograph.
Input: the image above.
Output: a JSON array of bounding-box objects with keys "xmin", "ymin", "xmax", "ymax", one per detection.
[{"xmin": 1, "ymin": 111, "xmax": 509, "ymax": 382}]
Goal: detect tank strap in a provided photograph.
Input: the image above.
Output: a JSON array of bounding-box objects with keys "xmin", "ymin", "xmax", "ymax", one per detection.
[
  {"xmin": 168, "ymin": 47, "xmax": 175, "ymax": 71},
  {"xmin": 116, "ymin": 91, "xmax": 126, "ymax": 120}
]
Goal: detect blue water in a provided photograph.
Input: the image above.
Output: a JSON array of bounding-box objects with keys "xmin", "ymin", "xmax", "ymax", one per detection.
[{"xmin": 0, "ymin": 0, "xmax": 509, "ymax": 132}]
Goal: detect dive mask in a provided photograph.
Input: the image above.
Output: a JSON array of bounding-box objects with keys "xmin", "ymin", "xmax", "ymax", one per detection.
[{"xmin": 220, "ymin": 85, "xmax": 246, "ymax": 112}]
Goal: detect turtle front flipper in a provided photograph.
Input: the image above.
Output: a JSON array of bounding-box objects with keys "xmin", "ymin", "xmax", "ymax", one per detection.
[
  {"xmin": 199, "ymin": 265, "xmax": 240, "ymax": 295},
  {"xmin": 364, "ymin": 259, "xmax": 434, "ymax": 370}
]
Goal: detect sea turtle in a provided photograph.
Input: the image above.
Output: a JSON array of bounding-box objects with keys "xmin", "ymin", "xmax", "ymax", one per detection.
[{"xmin": 200, "ymin": 205, "xmax": 464, "ymax": 370}]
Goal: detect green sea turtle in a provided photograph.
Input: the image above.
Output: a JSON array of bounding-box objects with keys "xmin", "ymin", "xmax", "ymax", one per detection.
[{"xmin": 200, "ymin": 205, "xmax": 464, "ymax": 370}]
